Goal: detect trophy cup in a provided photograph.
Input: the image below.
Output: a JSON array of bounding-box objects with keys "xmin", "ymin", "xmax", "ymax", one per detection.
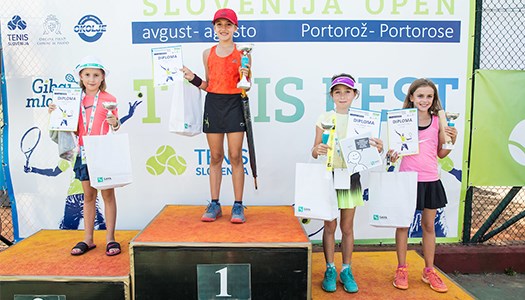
[
  {"xmin": 102, "ymin": 102, "xmax": 118, "ymax": 131},
  {"xmin": 438, "ymin": 110, "xmax": 459, "ymax": 150},
  {"xmin": 446, "ymin": 112, "xmax": 460, "ymax": 127},
  {"xmin": 237, "ymin": 43, "xmax": 253, "ymax": 90},
  {"xmin": 102, "ymin": 102, "xmax": 117, "ymax": 117},
  {"xmin": 321, "ymin": 121, "xmax": 335, "ymax": 146}
]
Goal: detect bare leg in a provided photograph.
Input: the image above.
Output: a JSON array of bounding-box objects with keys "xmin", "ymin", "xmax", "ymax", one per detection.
[
  {"xmin": 71, "ymin": 181, "xmax": 97, "ymax": 254},
  {"xmin": 323, "ymin": 219, "xmax": 337, "ymax": 264},
  {"xmin": 101, "ymin": 189, "xmax": 117, "ymax": 241},
  {"xmin": 340, "ymin": 208, "xmax": 356, "ymax": 265},
  {"xmin": 421, "ymin": 209, "xmax": 437, "ymax": 268},
  {"xmin": 206, "ymin": 133, "xmax": 225, "ymax": 200},
  {"xmin": 395, "ymin": 227, "xmax": 409, "ymax": 266},
  {"xmin": 226, "ymin": 132, "xmax": 245, "ymax": 201}
]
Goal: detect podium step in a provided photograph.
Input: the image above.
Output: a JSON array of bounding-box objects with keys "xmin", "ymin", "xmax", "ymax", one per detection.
[
  {"xmin": 0, "ymin": 230, "xmax": 138, "ymax": 300},
  {"xmin": 131, "ymin": 205, "xmax": 312, "ymax": 300},
  {"xmin": 311, "ymin": 251, "xmax": 474, "ymax": 299}
]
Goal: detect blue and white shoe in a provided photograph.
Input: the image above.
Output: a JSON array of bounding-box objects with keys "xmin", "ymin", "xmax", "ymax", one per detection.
[
  {"xmin": 201, "ymin": 202, "xmax": 222, "ymax": 222},
  {"xmin": 230, "ymin": 202, "xmax": 246, "ymax": 223},
  {"xmin": 322, "ymin": 267, "xmax": 337, "ymax": 292},
  {"xmin": 340, "ymin": 267, "xmax": 358, "ymax": 293}
]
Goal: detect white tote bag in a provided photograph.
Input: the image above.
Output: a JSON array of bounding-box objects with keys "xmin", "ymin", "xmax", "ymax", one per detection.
[
  {"xmin": 294, "ymin": 163, "xmax": 339, "ymax": 221},
  {"xmin": 368, "ymin": 171, "xmax": 417, "ymax": 227},
  {"xmin": 169, "ymin": 80, "xmax": 203, "ymax": 136},
  {"xmin": 83, "ymin": 133, "xmax": 133, "ymax": 190}
]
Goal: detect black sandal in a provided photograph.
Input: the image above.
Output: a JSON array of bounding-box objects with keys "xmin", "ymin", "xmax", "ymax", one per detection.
[
  {"xmin": 106, "ymin": 241, "xmax": 121, "ymax": 256},
  {"xmin": 71, "ymin": 241, "xmax": 96, "ymax": 256}
]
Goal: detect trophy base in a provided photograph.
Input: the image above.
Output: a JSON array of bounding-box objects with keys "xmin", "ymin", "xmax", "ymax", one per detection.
[
  {"xmin": 442, "ymin": 143, "xmax": 455, "ymax": 150},
  {"xmin": 237, "ymin": 79, "xmax": 251, "ymax": 90}
]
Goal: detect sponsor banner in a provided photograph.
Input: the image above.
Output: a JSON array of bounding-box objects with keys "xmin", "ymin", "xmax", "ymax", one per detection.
[
  {"xmin": 131, "ymin": 20, "xmax": 461, "ymax": 44},
  {"xmin": 1, "ymin": 0, "xmax": 472, "ymax": 240},
  {"xmin": 470, "ymin": 70, "xmax": 525, "ymax": 186}
]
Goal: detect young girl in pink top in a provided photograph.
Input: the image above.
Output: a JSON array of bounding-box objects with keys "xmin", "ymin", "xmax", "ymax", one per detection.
[
  {"xmin": 388, "ymin": 78, "xmax": 457, "ymax": 293},
  {"xmin": 49, "ymin": 56, "xmax": 122, "ymax": 256}
]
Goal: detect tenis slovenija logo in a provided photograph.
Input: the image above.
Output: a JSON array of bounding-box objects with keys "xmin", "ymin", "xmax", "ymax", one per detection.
[
  {"xmin": 6, "ymin": 15, "xmax": 29, "ymax": 46},
  {"xmin": 74, "ymin": 15, "xmax": 106, "ymax": 42}
]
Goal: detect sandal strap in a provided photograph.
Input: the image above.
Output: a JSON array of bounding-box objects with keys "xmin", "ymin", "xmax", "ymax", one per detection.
[
  {"xmin": 73, "ymin": 241, "xmax": 89, "ymax": 251},
  {"xmin": 106, "ymin": 241, "xmax": 121, "ymax": 250}
]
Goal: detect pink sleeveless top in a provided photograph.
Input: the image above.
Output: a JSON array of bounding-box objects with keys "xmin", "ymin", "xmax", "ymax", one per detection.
[{"xmin": 400, "ymin": 115, "xmax": 440, "ymax": 182}]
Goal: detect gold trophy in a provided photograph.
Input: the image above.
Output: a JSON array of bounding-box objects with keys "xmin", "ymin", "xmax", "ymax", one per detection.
[{"xmin": 236, "ymin": 43, "xmax": 253, "ymax": 90}]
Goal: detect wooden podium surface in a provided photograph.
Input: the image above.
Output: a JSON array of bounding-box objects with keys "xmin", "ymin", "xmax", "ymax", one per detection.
[
  {"xmin": 133, "ymin": 205, "xmax": 310, "ymax": 245},
  {"xmin": 0, "ymin": 230, "xmax": 138, "ymax": 300}
]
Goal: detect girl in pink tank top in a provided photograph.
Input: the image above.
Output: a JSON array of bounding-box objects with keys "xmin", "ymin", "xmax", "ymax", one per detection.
[{"xmin": 388, "ymin": 78, "xmax": 457, "ymax": 293}]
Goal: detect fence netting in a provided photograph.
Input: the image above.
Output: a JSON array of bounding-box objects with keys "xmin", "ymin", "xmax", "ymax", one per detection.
[{"xmin": 467, "ymin": 0, "xmax": 525, "ymax": 245}]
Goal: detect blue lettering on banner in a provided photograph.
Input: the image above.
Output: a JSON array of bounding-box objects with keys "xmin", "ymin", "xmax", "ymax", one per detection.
[
  {"xmin": 131, "ymin": 20, "xmax": 460, "ymax": 44},
  {"xmin": 194, "ymin": 148, "xmax": 250, "ymax": 177},
  {"xmin": 75, "ymin": 15, "xmax": 107, "ymax": 42},
  {"xmin": 26, "ymin": 77, "xmax": 73, "ymax": 108}
]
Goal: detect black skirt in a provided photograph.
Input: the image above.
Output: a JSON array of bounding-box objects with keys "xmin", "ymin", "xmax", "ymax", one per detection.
[
  {"xmin": 203, "ymin": 92, "xmax": 246, "ymax": 133},
  {"xmin": 416, "ymin": 180, "xmax": 448, "ymax": 210}
]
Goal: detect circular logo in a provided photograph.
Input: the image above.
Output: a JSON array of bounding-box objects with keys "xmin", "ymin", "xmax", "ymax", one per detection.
[
  {"xmin": 74, "ymin": 15, "xmax": 106, "ymax": 42},
  {"xmin": 508, "ymin": 120, "xmax": 525, "ymax": 166}
]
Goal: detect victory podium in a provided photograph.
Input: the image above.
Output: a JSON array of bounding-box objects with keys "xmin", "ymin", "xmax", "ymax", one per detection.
[
  {"xmin": 130, "ymin": 205, "xmax": 312, "ymax": 300},
  {"xmin": 0, "ymin": 230, "xmax": 138, "ymax": 300}
]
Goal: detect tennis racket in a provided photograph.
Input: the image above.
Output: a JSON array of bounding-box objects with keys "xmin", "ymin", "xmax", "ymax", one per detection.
[
  {"xmin": 20, "ymin": 126, "xmax": 41, "ymax": 168},
  {"xmin": 65, "ymin": 73, "xmax": 78, "ymax": 84}
]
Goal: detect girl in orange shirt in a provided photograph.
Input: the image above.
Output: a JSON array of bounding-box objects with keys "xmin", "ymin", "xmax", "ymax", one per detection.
[{"xmin": 181, "ymin": 8, "xmax": 251, "ymax": 224}]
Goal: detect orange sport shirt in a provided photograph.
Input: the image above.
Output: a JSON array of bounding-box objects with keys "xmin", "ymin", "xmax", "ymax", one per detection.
[{"xmin": 206, "ymin": 45, "xmax": 243, "ymax": 94}]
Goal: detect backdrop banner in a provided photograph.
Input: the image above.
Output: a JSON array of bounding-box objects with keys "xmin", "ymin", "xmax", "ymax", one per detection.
[
  {"xmin": 470, "ymin": 70, "xmax": 525, "ymax": 186},
  {"xmin": 1, "ymin": 0, "xmax": 472, "ymax": 241}
]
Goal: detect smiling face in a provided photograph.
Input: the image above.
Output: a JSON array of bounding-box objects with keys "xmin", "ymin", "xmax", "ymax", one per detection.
[
  {"xmin": 213, "ymin": 19, "xmax": 237, "ymax": 41},
  {"xmin": 410, "ymin": 85, "xmax": 435, "ymax": 113},
  {"xmin": 347, "ymin": 151, "xmax": 361, "ymax": 163},
  {"xmin": 330, "ymin": 84, "xmax": 356, "ymax": 113},
  {"xmin": 79, "ymin": 68, "xmax": 105, "ymax": 94},
  {"xmin": 402, "ymin": 79, "xmax": 442, "ymax": 114}
]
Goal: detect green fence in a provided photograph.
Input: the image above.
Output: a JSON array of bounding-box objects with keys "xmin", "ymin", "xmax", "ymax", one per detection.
[{"xmin": 463, "ymin": 0, "xmax": 525, "ymax": 245}]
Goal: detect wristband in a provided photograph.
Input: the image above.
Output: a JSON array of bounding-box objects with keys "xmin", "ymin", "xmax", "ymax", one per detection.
[{"xmin": 189, "ymin": 74, "xmax": 203, "ymax": 87}]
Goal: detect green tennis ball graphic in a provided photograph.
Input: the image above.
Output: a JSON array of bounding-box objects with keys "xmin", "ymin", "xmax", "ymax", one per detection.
[
  {"xmin": 166, "ymin": 154, "xmax": 187, "ymax": 175},
  {"xmin": 439, "ymin": 156, "xmax": 454, "ymax": 172},
  {"xmin": 146, "ymin": 155, "xmax": 165, "ymax": 175},
  {"xmin": 155, "ymin": 145, "xmax": 176, "ymax": 165},
  {"xmin": 509, "ymin": 120, "xmax": 525, "ymax": 166}
]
